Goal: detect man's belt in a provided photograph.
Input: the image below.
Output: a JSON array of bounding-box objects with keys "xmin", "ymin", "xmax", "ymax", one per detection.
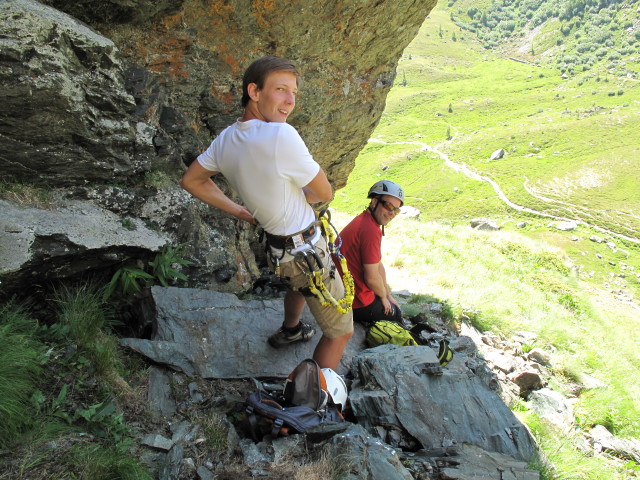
[{"xmin": 264, "ymin": 222, "xmax": 320, "ymax": 250}]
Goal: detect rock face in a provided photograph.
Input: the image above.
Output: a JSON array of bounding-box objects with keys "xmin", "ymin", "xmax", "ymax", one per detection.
[
  {"xmin": 0, "ymin": 199, "xmax": 168, "ymax": 295},
  {"xmin": 0, "ymin": 0, "xmax": 437, "ymax": 296}
]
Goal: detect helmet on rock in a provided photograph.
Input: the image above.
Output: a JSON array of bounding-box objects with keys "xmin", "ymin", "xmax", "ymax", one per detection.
[
  {"xmin": 321, "ymin": 368, "xmax": 348, "ymax": 410},
  {"xmin": 367, "ymin": 180, "xmax": 404, "ymax": 206}
]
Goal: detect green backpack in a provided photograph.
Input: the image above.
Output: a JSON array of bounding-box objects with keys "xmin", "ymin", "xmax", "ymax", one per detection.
[
  {"xmin": 366, "ymin": 320, "xmax": 419, "ymax": 347},
  {"xmin": 365, "ymin": 320, "xmax": 454, "ymax": 367}
]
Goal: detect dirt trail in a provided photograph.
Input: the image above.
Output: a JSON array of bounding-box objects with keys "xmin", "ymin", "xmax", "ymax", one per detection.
[{"xmin": 369, "ymin": 138, "xmax": 640, "ymax": 244}]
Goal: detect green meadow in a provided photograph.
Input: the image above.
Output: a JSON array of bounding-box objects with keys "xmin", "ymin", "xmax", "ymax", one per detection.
[{"xmin": 333, "ymin": 4, "xmax": 640, "ymax": 478}]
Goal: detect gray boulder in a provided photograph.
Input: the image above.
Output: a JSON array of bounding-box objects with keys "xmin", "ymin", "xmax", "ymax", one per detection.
[
  {"xmin": 471, "ymin": 218, "xmax": 501, "ymax": 231},
  {"xmin": 490, "ymin": 148, "xmax": 506, "ymax": 160},
  {"xmin": 324, "ymin": 424, "xmax": 414, "ymax": 480},
  {"xmin": 349, "ymin": 345, "xmax": 537, "ymax": 462}
]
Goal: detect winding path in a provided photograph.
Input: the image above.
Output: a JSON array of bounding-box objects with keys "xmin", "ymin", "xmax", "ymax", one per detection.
[{"xmin": 368, "ymin": 138, "xmax": 640, "ymax": 244}]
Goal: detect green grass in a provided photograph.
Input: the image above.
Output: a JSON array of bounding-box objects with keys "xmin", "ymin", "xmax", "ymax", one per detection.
[
  {"xmin": 330, "ymin": 5, "xmax": 640, "ymax": 475},
  {"xmin": 0, "ymin": 302, "xmax": 43, "ymax": 448},
  {"xmin": 338, "ymin": 5, "xmax": 640, "ymax": 238},
  {"xmin": 332, "ymin": 210, "xmax": 640, "ymax": 476},
  {"xmin": 0, "ymin": 288, "xmax": 149, "ymax": 479},
  {"xmin": 53, "ymin": 283, "xmax": 124, "ymax": 379}
]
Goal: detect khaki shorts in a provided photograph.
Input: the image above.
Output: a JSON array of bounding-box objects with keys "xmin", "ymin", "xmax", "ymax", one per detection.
[{"xmin": 270, "ymin": 235, "xmax": 353, "ymax": 338}]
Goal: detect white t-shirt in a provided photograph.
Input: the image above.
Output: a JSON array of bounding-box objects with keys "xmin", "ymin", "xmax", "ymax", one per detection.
[{"xmin": 197, "ymin": 119, "xmax": 320, "ymax": 236}]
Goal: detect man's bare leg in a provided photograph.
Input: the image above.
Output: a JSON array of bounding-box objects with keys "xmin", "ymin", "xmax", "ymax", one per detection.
[
  {"xmin": 313, "ymin": 331, "xmax": 354, "ymax": 370},
  {"xmin": 283, "ymin": 289, "xmax": 306, "ymax": 328}
]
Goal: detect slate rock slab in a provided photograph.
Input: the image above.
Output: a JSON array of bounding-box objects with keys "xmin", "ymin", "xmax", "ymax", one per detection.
[{"xmin": 121, "ymin": 286, "xmax": 366, "ymax": 378}]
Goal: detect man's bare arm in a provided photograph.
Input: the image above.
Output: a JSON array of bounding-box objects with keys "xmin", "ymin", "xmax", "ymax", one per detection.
[
  {"xmin": 302, "ymin": 168, "xmax": 332, "ymax": 204},
  {"xmin": 180, "ymin": 161, "xmax": 255, "ymax": 224}
]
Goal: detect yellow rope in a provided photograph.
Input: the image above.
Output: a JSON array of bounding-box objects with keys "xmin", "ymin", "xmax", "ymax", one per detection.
[{"xmin": 302, "ymin": 213, "xmax": 355, "ymax": 314}]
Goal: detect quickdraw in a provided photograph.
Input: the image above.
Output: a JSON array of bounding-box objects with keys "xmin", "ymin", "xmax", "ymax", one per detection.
[{"xmin": 296, "ymin": 210, "xmax": 355, "ymax": 314}]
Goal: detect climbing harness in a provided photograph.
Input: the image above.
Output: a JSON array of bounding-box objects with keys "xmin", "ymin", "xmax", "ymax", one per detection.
[{"xmin": 263, "ymin": 210, "xmax": 355, "ymax": 314}]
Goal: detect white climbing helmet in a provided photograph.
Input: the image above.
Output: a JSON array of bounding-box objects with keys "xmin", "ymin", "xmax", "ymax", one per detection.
[
  {"xmin": 367, "ymin": 180, "xmax": 404, "ymax": 206},
  {"xmin": 321, "ymin": 368, "xmax": 348, "ymax": 410}
]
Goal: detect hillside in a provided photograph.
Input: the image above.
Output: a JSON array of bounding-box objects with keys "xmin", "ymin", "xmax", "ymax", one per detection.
[
  {"xmin": 333, "ymin": 1, "xmax": 640, "ymax": 300},
  {"xmin": 333, "ymin": 3, "xmax": 640, "ymax": 478}
]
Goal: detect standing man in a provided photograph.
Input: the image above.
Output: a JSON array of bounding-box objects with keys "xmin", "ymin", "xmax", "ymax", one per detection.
[
  {"xmin": 180, "ymin": 56, "xmax": 353, "ymax": 370},
  {"xmin": 337, "ymin": 180, "xmax": 404, "ymax": 327}
]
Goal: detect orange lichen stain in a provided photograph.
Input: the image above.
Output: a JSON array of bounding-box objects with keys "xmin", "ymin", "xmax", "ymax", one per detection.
[
  {"xmin": 251, "ymin": 0, "xmax": 276, "ymax": 29},
  {"xmin": 215, "ymin": 44, "xmax": 240, "ymax": 75},
  {"xmin": 208, "ymin": 0, "xmax": 235, "ymax": 17},
  {"xmin": 162, "ymin": 11, "xmax": 183, "ymax": 29},
  {"xmin": 147, "ymin": 33, "xmax": 192, "ymax": 80}
]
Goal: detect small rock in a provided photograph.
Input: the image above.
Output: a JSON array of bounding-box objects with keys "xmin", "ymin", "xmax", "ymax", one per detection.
[
  {"xmin": 526, "ymin": 348, "xmax": 551, "ymax": 366},
  {"xmin": 490, "ymin": 148, "xmax": 505, "ymax": 160},
  {"xmin": 142, "ymin": 434, "xmax": 173, "ymax": 451},
  {"xmin": 507, "ymin": 370, "xmax": 544, "ymax": 398},
  {"xmin": 554, "ymin": 221, "xmax": 577, "ymax": 231},
  {"xmin": 196, "ymin": 465, "xmax": 215, "ymax": 480},
  {"xmin": 470, "ymin": 218, "xmax": 500, "ymax": 231}
]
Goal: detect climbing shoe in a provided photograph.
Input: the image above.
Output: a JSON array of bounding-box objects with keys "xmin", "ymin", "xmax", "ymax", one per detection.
[{"xmin": 268, "ymin": 322, "xmax": 316, "ymax": 348}]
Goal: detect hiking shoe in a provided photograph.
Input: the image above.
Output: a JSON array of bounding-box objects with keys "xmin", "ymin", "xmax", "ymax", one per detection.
[{"xmin": 268, "ymin": 322, "xmax": 316, "ymax": 348}]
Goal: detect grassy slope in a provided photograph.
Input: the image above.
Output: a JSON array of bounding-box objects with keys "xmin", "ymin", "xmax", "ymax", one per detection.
[
  {"xmin": 332, "ymin": 4, "xmax": 640, "ymax": 478},
  {"xmin": 333, "ymin": 5, "xmax": 640, "ymax": 296}
]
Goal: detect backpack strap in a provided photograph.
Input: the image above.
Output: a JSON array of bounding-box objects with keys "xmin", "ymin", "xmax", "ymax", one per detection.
[
  {"xmin": 244, "ymin": 405, "xmax": 261, "ymax": 442},
  {"xmin": 271, "ymin": 418, "xmax": 285, "ymax": 438}
]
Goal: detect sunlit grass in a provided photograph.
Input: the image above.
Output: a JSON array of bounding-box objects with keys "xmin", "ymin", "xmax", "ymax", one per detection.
[{"xmin": 329, "ymin": 204, "xmax": 640, "ymax": 478}]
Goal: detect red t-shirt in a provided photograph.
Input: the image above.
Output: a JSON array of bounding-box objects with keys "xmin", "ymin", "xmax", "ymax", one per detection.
[{"xmin": 335, "ymin": 210, "xmax": 381, "ymax": 309}]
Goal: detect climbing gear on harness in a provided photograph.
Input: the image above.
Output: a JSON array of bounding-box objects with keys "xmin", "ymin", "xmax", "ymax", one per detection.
[
  {"xmin": 268, "ymin": 321, "xmax": 316, "ymax": 348},
  {"xmin": 260, "ymin": 210, "xmax": 355, "ymax": 314},
  {"xmin": 295, "ymin": 210, "xmax": 355, "ymax": 314},
  {"xmin": 368, "ymin": 180, "xmax": 404, "ymax": 205}
]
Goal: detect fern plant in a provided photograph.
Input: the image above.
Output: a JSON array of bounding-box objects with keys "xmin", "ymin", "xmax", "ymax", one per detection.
[{"xmin": 104, "ymin": 243, "xmax": 193, "ymax": 301}]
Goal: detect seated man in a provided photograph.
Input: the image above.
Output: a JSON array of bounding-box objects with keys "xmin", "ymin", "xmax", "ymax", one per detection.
[{"xmin": 337, "ymin": 180, "xmax": 404, "ymax": 327}]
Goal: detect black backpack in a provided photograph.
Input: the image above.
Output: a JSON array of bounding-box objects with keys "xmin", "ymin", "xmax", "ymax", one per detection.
[{"xmin": 242, "ymin": 359, "xmax": 345, "ymax": 441}]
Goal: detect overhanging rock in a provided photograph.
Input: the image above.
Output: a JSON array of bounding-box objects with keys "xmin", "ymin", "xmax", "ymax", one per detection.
[
  {"xmin": 120, "ymin": 286, "xmax": 367, "ymax": 378},
  {"xmin": 0, "ymin": 199, "xmax": 169, "ymax": 297},
  {"xmin": 349, "ymin": 345, "xmax": 537, "ymax": 462}
]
